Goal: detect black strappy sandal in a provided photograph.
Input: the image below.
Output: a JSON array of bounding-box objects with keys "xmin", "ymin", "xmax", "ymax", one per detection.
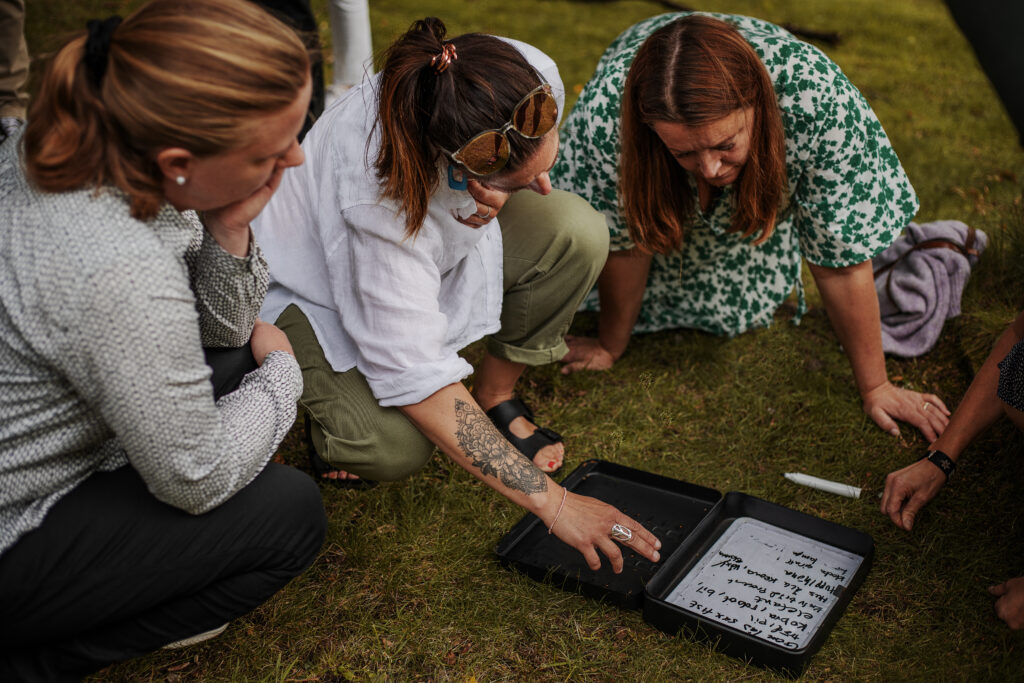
[
  {"xmin": 485, "ymin": 398, "xmax": 564, "ymax": 475},
  {"xmin": 304, "ymin": 414, "xmax": 377, "ymax": 489}
]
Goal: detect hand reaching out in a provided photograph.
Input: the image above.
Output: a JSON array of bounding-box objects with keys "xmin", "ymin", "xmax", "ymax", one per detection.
[
  {"xmin": 560, "ymin": 335, "xmax": 616, "ymax": 375},
  {"xmin": 989, "ymin": 577, "xmax": 1024, "ymax": 629},
  {"xmin": 879, "ymin": 458, "xmax": 947, "ymax": 531},
  {"xmin": 863, "ymin": 381, "xmax": 950, "ymax": 442},
  {"xmin": 544, "ymin": 488, "xmax": 661, "ymax": 573}
]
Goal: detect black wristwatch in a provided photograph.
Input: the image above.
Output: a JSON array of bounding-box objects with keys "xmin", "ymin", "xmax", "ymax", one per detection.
[{"xmin": 919, "ymin": 449, "xmax": 956, "ymax": 478}]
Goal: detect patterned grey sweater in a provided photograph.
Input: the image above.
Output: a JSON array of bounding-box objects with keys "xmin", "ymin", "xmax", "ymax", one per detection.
[{"xmin": 0, "ymin": 132, "xmax": 303, "ymax": 555}]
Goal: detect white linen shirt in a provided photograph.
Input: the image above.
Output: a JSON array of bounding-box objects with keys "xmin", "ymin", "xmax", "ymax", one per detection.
[{"xmin": 254, "ymin": 39, "xmax": 564, "ymax": 407}]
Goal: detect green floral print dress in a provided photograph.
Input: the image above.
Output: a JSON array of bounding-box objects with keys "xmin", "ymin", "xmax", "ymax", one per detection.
[{"xmin": 551, "ymin": 12, "xmax": 919, "ymax": 336}]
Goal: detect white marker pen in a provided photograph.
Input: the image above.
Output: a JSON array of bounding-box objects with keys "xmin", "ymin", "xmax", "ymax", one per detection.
[{"xmin": 783, "ymin": 472, "xmax": 862, "ymax": 499}]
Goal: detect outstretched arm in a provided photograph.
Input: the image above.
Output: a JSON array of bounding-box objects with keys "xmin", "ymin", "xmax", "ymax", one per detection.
[
  {"xmin": 880, "ymin": 311, "xmax": 1024, "ymax": 530},
  {"xmin": 561, "ymin": 248, "xmax": 652, "ymax": 374},
  {"xmin": 809, "ymin": 259, "xmax": 950, "ymax": 441},
  {"xmin": 400, "ymin": 382, "xmax": 661, "ymax": 572}
]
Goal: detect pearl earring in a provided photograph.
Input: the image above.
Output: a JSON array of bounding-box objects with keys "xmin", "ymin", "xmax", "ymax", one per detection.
[{"xmin": 175, "ymin": 176, "xmax": 186, "ymax": 186}]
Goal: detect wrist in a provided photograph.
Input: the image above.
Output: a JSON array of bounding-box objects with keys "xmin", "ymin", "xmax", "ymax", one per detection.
[
  {"xmin": 597, "ymin": 330, "xmax": 629, "ymax": 361},
  {"xmin": 545, "ymin": 487, "xmax": 568, "ymax": 534},
  {"xmin": 202, "ymin": 214, "xmax": 252, "ymax": 257},
  {"xmin": 919, "ymin": 449, "xmax": 956, "ymax": 479},
  {"xmin": 859, "ymin": 378, "xmax": 892, "ymax": 402},
  {"xmin": 528, "ymin": 484, "xmax": 564, "ymax": 521},
  {"xmin": 926, "ymin": 436, "xmax": 964, "ymax": 462}
]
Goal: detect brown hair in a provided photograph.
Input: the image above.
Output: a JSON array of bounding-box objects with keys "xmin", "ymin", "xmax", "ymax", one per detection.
[
  {"xmin": 22, "ymin": 0, "xmax": 310, "ymax": 220},
  {"xmin": 620, "ymin": 14, "xmax": 787, "ymax": 253},
  {"xmin": 373, "ymin": 17, "xmax": 549, "ymax": 237}
]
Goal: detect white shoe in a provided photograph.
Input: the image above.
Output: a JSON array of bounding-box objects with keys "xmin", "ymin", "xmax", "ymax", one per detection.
[{"xmin": 161, "ymin": 622, "xmax": 229, "ymax": 649}]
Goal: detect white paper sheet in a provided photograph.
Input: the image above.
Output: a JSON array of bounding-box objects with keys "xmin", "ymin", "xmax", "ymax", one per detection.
[{"xmin": 664, "ymin": 517, "xmax": 863, "ymax": 650}]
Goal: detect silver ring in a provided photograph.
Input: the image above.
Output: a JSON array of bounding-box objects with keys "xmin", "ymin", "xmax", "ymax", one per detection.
[
  {"xmin": 922, "ymin": 402, "xmax": 931, "ymax": 411},
  {"xmin": 475, "ymin": 205, "xmax": 492, "ymax": 219},
  {"xmin": 610, "ymin": 523, "xmax": 633, "ymax": 542}
]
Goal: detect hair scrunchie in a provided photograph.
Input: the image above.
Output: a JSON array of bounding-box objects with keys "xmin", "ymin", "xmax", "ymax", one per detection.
[
  {"xmin": 84, "ymin": 15, "xmax": 123, "ymax": 87},
  {"xmin": 430, "ymin": 43, "xmax": 458, "ymax": 74}
]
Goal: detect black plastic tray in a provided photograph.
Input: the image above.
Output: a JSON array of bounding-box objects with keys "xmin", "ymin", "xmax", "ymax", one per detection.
[
  {"xmin": 643, "ymin": 492, "xmax": 874, "ymax": 676},
  {"xmin": 495, "ymin": 459, "xmax": 721, "ymax": 608}
]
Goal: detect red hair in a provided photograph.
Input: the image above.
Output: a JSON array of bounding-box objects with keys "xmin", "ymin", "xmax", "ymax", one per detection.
[{"xmin": 620, "ymin": 15, "xmax": 787, "ymax": 253}]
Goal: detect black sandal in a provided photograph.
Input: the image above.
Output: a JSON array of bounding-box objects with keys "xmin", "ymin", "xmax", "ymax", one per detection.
[
  {"xmin": 485, "ymin": 398, "xmax": 564, "ymax": 475},
  {"xmin": 304, "ymin": 415, "xmax": 377, "ymax": 489}
]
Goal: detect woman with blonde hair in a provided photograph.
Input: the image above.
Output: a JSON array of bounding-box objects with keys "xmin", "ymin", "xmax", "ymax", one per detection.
[
  {"xmin": 554, "ymin": 12, "xmax": 950, "ymax": 442},
  {"xmin": 0, "ymin": 0, "xmax": 326, "ymax": 678}
]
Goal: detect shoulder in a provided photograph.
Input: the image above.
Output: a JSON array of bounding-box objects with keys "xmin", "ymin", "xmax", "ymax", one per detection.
[
  {"xmin": 495, "ymin": 38, "xmax": 558, "ymax": 81},
  {"xmin": 3, "ymin": 171, "xmax": 188, "ymax": 289},
  {"xmin": 730, "ymin": 16, "xmax": 850, "ymax": 112},
  {"xmin": 724, "ymin": 17, "xmax": 874, "ymax": 157},
  {"xmin": 293, "ymin": 80, "xmax": 383, "ymax": 208}
]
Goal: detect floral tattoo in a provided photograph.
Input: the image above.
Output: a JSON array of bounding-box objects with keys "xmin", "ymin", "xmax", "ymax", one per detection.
[{"xmin": 454, "ymin": 398, "xmax": 547, "ymax": 495}]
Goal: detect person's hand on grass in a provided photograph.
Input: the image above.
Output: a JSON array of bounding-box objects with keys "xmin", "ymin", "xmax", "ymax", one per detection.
[
  {"xmin": 560, "ymin": 335, "xmax": 616, "ymax": 374},
  {"xmin": 544, "ymin": 488, "xmax": 661, "ymax": 573},
  {"xmin": 863, "ymin": 381, "xmax": 950, "ymax": 442},
  {"xmin": 880, "ymin": 458, "xmax": 947, "ymax": 531},
  {"xmin": 989, "ymin": 577, "xmax": 1024, "ymax": 629}
]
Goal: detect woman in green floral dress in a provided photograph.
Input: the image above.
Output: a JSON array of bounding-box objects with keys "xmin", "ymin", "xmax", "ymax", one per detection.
[{"xmin": 552, "ymin": 12, "xmax": 950, "ymax": 441}]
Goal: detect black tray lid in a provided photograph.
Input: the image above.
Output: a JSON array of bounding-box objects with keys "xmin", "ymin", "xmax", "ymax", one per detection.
[{"xmin": 495, "ymin": 459, "xmax": 721, "ymax": 608}]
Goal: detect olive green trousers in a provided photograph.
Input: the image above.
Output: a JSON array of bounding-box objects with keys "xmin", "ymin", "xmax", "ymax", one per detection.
[{"xmin": 277, "ymin": 188, "xmax": 608, "ymax": 480}]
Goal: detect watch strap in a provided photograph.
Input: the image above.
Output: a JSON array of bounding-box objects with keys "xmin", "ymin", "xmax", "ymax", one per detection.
[{"xmin": 919, "ymin": 449, "xmax": 956, "ymax": 478}]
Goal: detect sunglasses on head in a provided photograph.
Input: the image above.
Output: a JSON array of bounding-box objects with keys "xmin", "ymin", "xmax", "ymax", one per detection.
[{"xmin": 445, "ymin": 83, "xmax": 558, "ymax": 177}]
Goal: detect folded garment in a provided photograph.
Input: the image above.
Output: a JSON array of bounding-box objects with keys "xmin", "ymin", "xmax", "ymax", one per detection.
[{"xmin": 872, "ymin": 220, "xmax": 987, "ymax": 357}]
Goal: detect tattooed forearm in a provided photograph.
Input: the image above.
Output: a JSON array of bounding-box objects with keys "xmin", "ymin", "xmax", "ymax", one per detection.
[{"xmin": 454, "ymin": 398, "xmax": 548, "ymax": 495}]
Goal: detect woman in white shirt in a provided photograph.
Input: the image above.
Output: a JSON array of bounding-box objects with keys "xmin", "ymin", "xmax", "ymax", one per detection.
[{"xmin": 254, "ymin": 17, "xmax": 661, "ymax": 570}]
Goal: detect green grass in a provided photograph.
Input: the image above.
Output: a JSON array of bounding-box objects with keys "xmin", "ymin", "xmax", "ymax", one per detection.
[{"xmin": 24, "ymin": 0, "xmax": 1024, "ymax": 679}]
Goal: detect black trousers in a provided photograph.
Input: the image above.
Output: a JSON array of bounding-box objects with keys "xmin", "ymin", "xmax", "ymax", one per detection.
[{"xmin": 0, "ymin": 348, "xmax": 326, "ymax": 681}]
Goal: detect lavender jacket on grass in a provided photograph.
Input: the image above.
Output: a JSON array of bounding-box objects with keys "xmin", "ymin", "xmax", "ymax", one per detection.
[{"xmin": 873, "ymin": 219, "xmax": 987, "ymax": 357}]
